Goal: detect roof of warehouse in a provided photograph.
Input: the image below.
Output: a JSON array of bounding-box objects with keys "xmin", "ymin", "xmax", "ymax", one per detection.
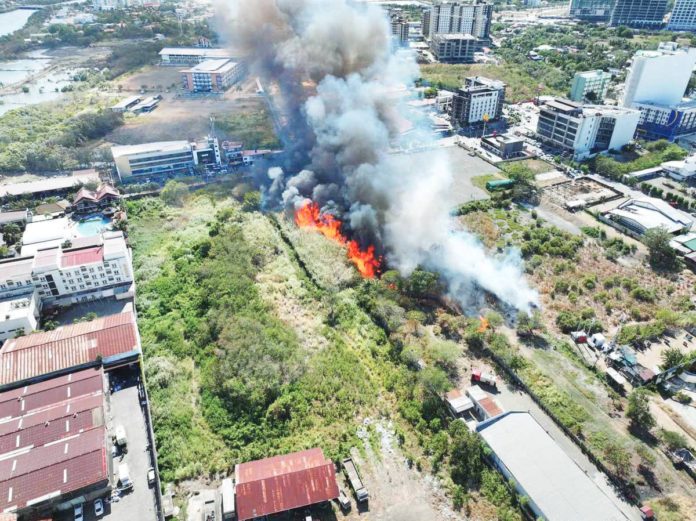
[
  {"xmin": 0, "ymin": 171, "xmax": 99, "ymax": 198},
  {"xmin": 0, "ymin": 313, "xmax": 139, "ymax": 388},
  {"xmin": 0, "ymin": 425, "xmax": 108, "ymax": 513},
  {"xmin": 477, "ymin": 412, "xmax": 629, "ymax": 521},
  {"xmin": 0, "ymin": 368, "xmax": 103, "ymax": 420},
  {"xmin": 235, "ymin": 448, "xmax": 339, "ymax": 521}
]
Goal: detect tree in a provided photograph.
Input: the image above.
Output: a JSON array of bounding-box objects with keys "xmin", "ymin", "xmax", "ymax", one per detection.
[
  {"xmin": 242, "ymin": 191, "xmax": 261, "ymax": 212},
  {"xmin": 449, "ymin": 420, "xmax": 484, "ymax": 487},
  {"xmin": 160, "ymin": 181, "xmax": 189, "ymax": 207},
  {"xmin": 627, "ymin": 389, "xmax": 656, "ymax": 432},
  {"xmin": 517, "ymin": 309, "xmax": 543, "ymax": 336},
  {"xmin": 505, "ymin": 163, "xmax": 536, "ymax": 202},
  {"xmin": 603, "ymin": 440, "xmax": 631, "ymax": 478},
  {"xmin": 661, "ymin": 347, "xmax": 686, "ymax": 370},
  {"xmin": 643, "ymin": 226, "xmax": 678, "ymax": 271}
]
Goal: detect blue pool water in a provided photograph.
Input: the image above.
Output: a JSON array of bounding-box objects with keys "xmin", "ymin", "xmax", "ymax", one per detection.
[{"xmin": 75, "ymin": 215, "xmax": 111, "ymax": 237}]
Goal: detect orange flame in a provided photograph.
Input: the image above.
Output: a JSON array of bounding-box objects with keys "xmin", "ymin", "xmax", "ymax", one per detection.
[
  {"xmin": 294, "ymin": 201, "xmax": 381, "ymax": 278},
  {"xmin": 477, "ymin": 316, "xmax": 490, "ymax": 333}
]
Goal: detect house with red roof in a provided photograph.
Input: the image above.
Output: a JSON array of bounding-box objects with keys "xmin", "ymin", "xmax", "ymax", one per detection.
[
  {"xmin": 235, "ymin": 448, "xmax": 339, "ymax": 521},
  {"xmin": 72, "ymin": 183, "xmax": 120, "ymax": 213}
]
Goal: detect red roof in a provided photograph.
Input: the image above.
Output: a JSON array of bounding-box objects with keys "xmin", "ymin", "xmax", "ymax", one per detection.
[
  {"xmin": 235, "ymin": 448, "xmax": 339, "ymax": 521},
  {"xmin": 479, "ymin": 397, "xmax": 503, "ymax": 417},
  {"xmin": 61, "ymin": 246, "xmax": 103, "ymax": 267},
  {"xmin": 0, "ymin": 313, "xmax": 139, "ymax": 387},
  {"xmin": 0, "ymin": 426, "xmax": 108, "ymax": 512},
  {"xmin": 73, "ymin": 183, "xmax": 119, "ymax": 205},
  {"xmin": 0, "ymin": 368, "xmax": 103, "ymax": 420}
]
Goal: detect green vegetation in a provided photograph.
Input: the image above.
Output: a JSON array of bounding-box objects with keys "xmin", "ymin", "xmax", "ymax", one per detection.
[
  {"xmin": 215, "ymin": 109, "xmax": 281, "ymax": 149},
  {"xmin": 0, "ymin": 96, "xmax": 122, "ymax": 172},
  {"xmin": 627, "ymin": 389, "xmax": 656, "ymax": 432},
  {"xmin": 644, "ymin": 226, "xmax": 680, "ymax": 272},
  {"xmin": 592, "ymin": 140, "xmax": 687, "ymax": 182}
]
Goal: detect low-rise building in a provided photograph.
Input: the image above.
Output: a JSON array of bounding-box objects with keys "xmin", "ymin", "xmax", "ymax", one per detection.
[
  {"xmin": 569, "ymin": 70, "xmax": 612, "ymax": 103},
  {"xmin": 0, "ymin": 210, "xmax": 28, "ymax": 227},
  {"xmin": 235, "ymin": 448, "xmax": 339, "ymax": 521},
  {"xmin": 159, "ymin": 47, "xmax": 235, "ymax": 66},
  {"xmin": 181, "ymin": 59, "xmax": 245, "ymax": 93},
  {"xmin": 477, "ymin": 411, "xmax": 630, "ymax": 521},
  {"xmin": 662, "ymin": 155, "xmax": 696, "ymax": 181},
  {"xmin": 0, "ymin": 312, "xmax": 140, "ymax": 388},
  {"xmin": 430, "ymin": 34, "xmax": 480, "ymax": 63},
  {"xmin": 0, "ymin": 170, "xmax": 100, "ymax": 201},
  {"xmin": 0, "ymin": 368, "xmax": 111, "ymax": 518},
  {"xmin": 0, "ymin": 290, "xmax": 39, "ymax": 342},
  {"xmin": 111, "ymin": 96, "xmax": 141, "ymax": 113},
  {"xmin": 480, "ymin": 134, "xmax": 525, "ymax": 159},
  {"xmin": 536, "ymin": 98, "xmax": 640, "ymax": 160},
  {"xmin": 602, "ymin": 197, "xmax": 694, "ymax": 237},
  {"xmin": 451, "ymin": 76, "xmax": 505, "ymax": 126},
  {"xmin": 131, "ymin": 96, "xmax": 160, "ymax": 114},
  {"xmin": 72, "ymin": 183, "xmax": 120, "ymax": 213},
  {"xmin": 466, "ymin": 385, "xmax": 504, "ymax": 420},
  {"xmin": 111, "ymin": 137, "xmax": 222, "ymax": 180}
]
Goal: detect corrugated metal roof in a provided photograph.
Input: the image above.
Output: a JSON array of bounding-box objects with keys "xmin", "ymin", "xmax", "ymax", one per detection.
[
  {"xmin": 0, "ymin": 426, "xmax": 108, "ymax": 512},
  {"xmin": 0, "ymin": 313, "xmax": 139, "ymax": 387},
  {"xmin": 235, "ymin": 448, "xmax": 339, "ymax": 521},
  {"xmin": 61, "ymin": 246, "xmax": 103, "ymax": 268},
  {"xmin": 0, "ymin": 368, "xmax": 103, "ymax": 420}
]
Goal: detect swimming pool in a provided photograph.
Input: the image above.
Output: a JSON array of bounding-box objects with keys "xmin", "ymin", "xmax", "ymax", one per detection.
[{"xmin": 74, "ymin": 215, "xmax": 112, "ymax": 237}]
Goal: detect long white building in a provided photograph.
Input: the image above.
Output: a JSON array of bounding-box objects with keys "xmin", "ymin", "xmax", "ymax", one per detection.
[
  {"xmin": 622, "ymin": 42, "xmax": 696, "ymax": 107},
  {"xmin": 536, "ymin": 99, "xmax": 640, "ymax": 160},
  {"xmin": 0, "ymin": 232, "xmax": 134, "ymax": 340}
]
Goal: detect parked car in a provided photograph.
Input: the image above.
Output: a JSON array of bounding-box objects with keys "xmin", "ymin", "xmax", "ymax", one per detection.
[
  {"xmin": 147, "ymin": 467, "xmax": 156, "ymax": 487},
  {"xmin": 338, "ymin": 489, "xmax": 351, "ymax": 511},
  {"xmin": 94, "ymin": 499, "xmax": 104, "ymax": 517},
  {"xmin": 74, "ymin": 504, "xmax": 84, "ymax": 521}
]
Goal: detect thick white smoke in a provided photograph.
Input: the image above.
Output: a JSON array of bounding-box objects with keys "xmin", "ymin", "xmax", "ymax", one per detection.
[{"xmin": 217, "ymin": 0, "xmax": 538, "ymax": 312}]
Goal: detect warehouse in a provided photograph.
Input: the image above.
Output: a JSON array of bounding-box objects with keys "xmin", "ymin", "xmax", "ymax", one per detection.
[
  {"xmin": 0, "ymin": 170, "xmax": 100, "ymax": 201},
  {"xmin": 0, "ymin": 368, "xmax": 111, "ymax": 519},
  {"xmin": 477, "ymin": 412, "xmax": 629, "ymax": 521},
  {"xmin": 602, "ymin": 197, "xmax": 694, "ymax": 237},
  {"xmin": 235, "ymin": 448, "xmax": 339, "ymax": 521}
]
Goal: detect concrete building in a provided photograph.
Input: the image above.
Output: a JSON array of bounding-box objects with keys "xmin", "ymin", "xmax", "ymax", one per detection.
[
  {"xmin": 422, "ymin": 1, "xmax": 493, "ymax": 39},
  {"xmin": 111, "ymin": 96, "xmax": 141, "ymax": 113},
  {"xmin": 536, "ymin": 99, "xmax": 640, "ymax": 160},
  {"xmin": 570, "ymin": 70, "xmax": 612, "ymax": 103},
  {"xmin": 466, "ymin": 385, "xmax": 504, "ymax": 420},
  {"xmin": 0, "ymin": 368, "xmax": 111, "ymax": 518},
  {"xmin": 111, "ymin": 137, "xmax": 222, "ymax": 180},
  {"xmin": 430, "ymin": 34, "xmax": 480, "ymax": 63},
  {"xmin": 451, "ymin": 76, "xmax": 505, "ymax": 126},
  {"xmin": 0, "ymin": 290, "xmax": 39, "ymax": 342},
  {"xmin": 235, "ymin": 448, "xmax": 339, "ymax": 521},
  {"xmin": 481, "ymin": 134, "xmax": 525, "ymax": 159},
  {"xmin": 159, "ymin": 47, "xmax": 235, "ymax": 66},
  {"xmin": 181, "ymin": 59, "xmax": 245, "ymax": 93},
  {"xmin": 389, "ymin": 9, "xmax": 410, "ymax": 46},
  {"xmin": 603, "ymin": 197, "xmax": 694, "ymax": 236},
  {"xmin": 0, "ymin": 170, "xmax": 100, "ymax": 201},
  {"xmin": 622, "ymin": 43, "xmax": 696, "ymax": 108},
  {"xmin": 667, "ymin": 0, "xmax": 696, "ymax": 31},
  {"xmin": 662, "ymin": 155, "xmax": 696, "ymax": 181},
  {"xmin": 477, "ymin": 412, "xmax": 630, "ymax": 521},
  {"xmin": 72, "ymin": 183, "xmax": 120, "ymax": 213},
  {"xmin": 569, "ymin": 0, "xmax": 614, "ymax": 21},
  {"xmin": 610, "ymin": 0, "xmax": 667, "ymax": 28}
]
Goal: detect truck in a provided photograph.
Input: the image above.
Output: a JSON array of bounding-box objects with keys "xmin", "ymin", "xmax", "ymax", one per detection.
[
  {"xmin": 114, "ymin": 425, "xmax": 127, "ymax": 447},
  {"xmin": 342, "ymin": 458, "xmax": 368, "ymax": 502},
  {"xmin": 471, "ymin": 368, "xmax": 497, "ymax": 389}
]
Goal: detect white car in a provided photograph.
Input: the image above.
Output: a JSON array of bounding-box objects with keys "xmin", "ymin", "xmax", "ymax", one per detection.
[
  {"xmin": 74, "ymin": 504, "xmax": 84, "ymax": 521},
  {"xmin": 94, "ymin": 498, "xmax": 104, "ymax": 517}
]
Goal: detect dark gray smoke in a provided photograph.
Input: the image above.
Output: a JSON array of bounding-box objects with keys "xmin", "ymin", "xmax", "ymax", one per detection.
[{"xmin": 217, "ymin": 0, "xmax": 538, "ymax": 312}]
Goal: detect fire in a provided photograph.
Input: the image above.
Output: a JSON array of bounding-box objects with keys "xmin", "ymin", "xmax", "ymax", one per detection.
[
  {"xmin": 294, "ymin": 201, "xmax": 381, "ymax": 278},
  {"xmin": 477, "ymin": 316, "xmax": 490, "ymax": 333}
]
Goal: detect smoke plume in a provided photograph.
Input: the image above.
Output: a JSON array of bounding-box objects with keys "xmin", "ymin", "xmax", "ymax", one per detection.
[{"xmin": 217, "ymin": 0, "xmax": 538, "ymax": 312}]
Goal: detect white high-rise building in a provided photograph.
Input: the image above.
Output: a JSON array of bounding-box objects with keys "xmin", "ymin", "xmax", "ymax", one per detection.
[
  {"xmin": 622, "ymin": 42, "xmax": 696, "ymax": 107},
  {"xmin": 667, "ymin": 0, "xmax": 696, "ymax": 31},
  {"xmin": 422, "ymin": 1, "xmax": 493, "ymax": 39}
]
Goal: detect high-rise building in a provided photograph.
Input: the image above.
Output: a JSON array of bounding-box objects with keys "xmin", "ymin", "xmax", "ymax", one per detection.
[
  {"xmin": 609, "ymin": 0, "xmax": 667, "ymax": 28},
  {"xmin": 570, "ymin": 70, "xmax": 612, "ymax": 103},
  {"xmin": 569, "ymin": 0, "xmax": 615, "ymax": 21},
  {"xmin": 422, "ymin": 1, "xmax": 493, "ymax": 39},
  {"xmin": 430, "ymin": 34, "xmax": 480, "ymax": 63},
  {"xmin": 452, "ymin": 76, "xmax": 506, "ymax": 126},
  {"xmin": 622, "ymin": 43, "xmax": 696, "ymax": 107},
  {"xmin": 667, "ymin": 0, "xmax": 696, "ymax": 31},
  {"xmin": 536, "ymin": 98, "xmax": 640, "ymax": 160},
  {"xmin": 389, "ymin": 9, "xmax": 410, "ymax": 46}
]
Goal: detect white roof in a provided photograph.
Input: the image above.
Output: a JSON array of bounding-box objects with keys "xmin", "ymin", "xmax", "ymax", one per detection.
[
  {"xmin": 111, "ymin": 96, "xmax": 140, "ymax": 109},
  {"xmin": 608, "ymin": 198, "xmax": 694, "ymax": 234},
  {"xmin": 182, "ymin": 59, "xmax": 238, "ymax": 74},
  {"xmin": 22, "ymin": 217, "xmax": 69, "ymax": 246},
  {"xmin": 447, "ymin": 394, "xmax": 474, "ymax": 414},
  {"xmin": 103, "ymin": 232, "xmax": 128, "ymax": 260},
  {"xmin": 0, "ymin": 172, "xmax": 99, "ymax": 198},
  {"xmin": 478, "ymin": 412, "xmax": 629, "ymax": 521},
  {"xmin": 0, "ymin": 291, "xmax": 35, "ymax": 321},
  {"xmin": 111, "ymin": 141, "xmax": 191, "ymax": 158},
  {"xmin": 159, "ymin": 47, "xmax": 232, "ymax": 58}
]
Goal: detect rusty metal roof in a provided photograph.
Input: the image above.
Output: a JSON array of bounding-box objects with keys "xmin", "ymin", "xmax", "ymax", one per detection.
[
  {"xmin": 235, "ymin": 448, "xmax": 339, "ymax": 521},
  {"xmin": 0, "ymin": 313, "xmax": 139, "ymax": 388}
]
